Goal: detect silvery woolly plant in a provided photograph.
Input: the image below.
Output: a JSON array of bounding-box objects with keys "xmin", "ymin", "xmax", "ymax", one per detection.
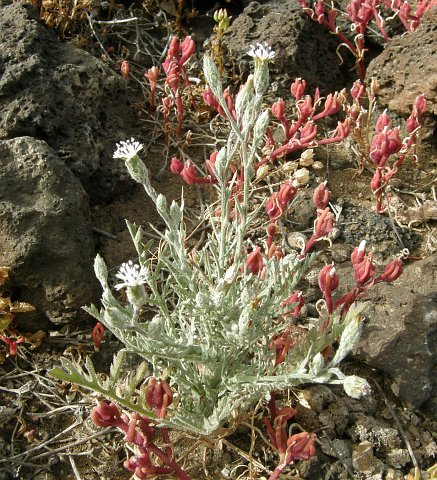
[{"xmin": 50, "ymin": 44, "xmax": 369, "ymax": 437}]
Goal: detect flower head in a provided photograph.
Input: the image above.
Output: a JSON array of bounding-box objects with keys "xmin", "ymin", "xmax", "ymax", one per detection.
[
  {"xmin": 247, "ymin": 42, "xmax": 275, "ymax": 62},
  {"xmin": 113, "ymin": 138, "xmax": 143, "ymax": 161},
  {"xmin": 115, "ymin": 260, "xmax": 148, "ymax": 290}
]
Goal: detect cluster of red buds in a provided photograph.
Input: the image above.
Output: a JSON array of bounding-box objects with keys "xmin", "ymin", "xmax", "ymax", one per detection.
[
  {"xmin": 161, "ymin": 36, "xmax": 196, "ymax": 140},
  {"xmin": 264, "ymin": 396, "xmax": 316, "ymax": 480},
  {"xmin": 318, "ymin": 240, "xmax": 403, "ymax": 323},
  {"xmin": 369, "ymin": 94, "xmax": 426, "ymax": 212},
  {"xmin": 91, "ymin": 379, "xmax": 189, "ymax": 479},
  {"xmin": 170, "ymin": 156, "xmax": 215, "ymax": 185},
  {"xmin": 298, "ymin": 0, "xmax": 436, "ymax": 80},
  {"xmin": 302, "ymin": 181, "xmax": 335, "ymax": 255},
  {"xmin": 203, "ymin": 85, "xmax": 237, "ymax": 120},
  {"xmin": 265, "ymin": 79, "xmax": 351, "ymax": 164}
]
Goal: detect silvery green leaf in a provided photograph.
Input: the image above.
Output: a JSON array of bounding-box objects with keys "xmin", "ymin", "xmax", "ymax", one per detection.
[
  {"xmin": 253, "ymin": 109, "xmax": 270, "ymax": 143},
  {"xmin": 170, "ymin": 200, "xmax": 182, "ymax": 225},
  {"xmin": 94, "ymin": 254, "xmax": 109, "ymax": 289},
  {"xmin": 156, "ymin": 194, "xmax": 168, "ymax": 216},
  {"xmin": 310, "ymin": 352, "xmax": 325, "ymax": 375},
  {"xmin": 253, "ymin": 62, "xmax": 269, "ymax": 96},
  {"xmin": 235, "ymin": 74, "xmax": 254, "ymax": 118},
  {"xmin": 330, "ymin": 304, "xmax": 364, "ymax": 367},
  {"xmin": 203, "ymin": 55, "xmax": 222, "ymax": 99}
]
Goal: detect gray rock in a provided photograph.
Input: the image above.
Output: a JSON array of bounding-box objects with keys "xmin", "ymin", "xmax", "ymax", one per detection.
[
  {"xmin": 223, "ymin": 0, "xmax": 352, "ymax": 96},
  {"xmin": 0, "ymin": 2, "xmax": 134, "ymax": 203},
  {"xmin": 354, "ymin": 254, "xmax": 437, "ymax": 411},
  {"xmin": 366, "ymin": 9, "xmax": 437, "ymax": 147},
  {"xmin": 0, "ymin": 137, "xmax": 98, "ymax": 326}
]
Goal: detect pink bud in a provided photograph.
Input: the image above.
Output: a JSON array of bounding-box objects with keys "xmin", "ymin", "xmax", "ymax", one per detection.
[
  {"xmin": 91, "ymin": 402, "xmax": 122, "ymax": 427},
  {"xmin": 314, "ymin": 207, "xmax": 335, "ymax": 238},
  {"xmin": 300, "ymin": 121, "xmax": 317, "ymax": 143},
  {"xmin": 281, "ymin": 290, "xmax": 304, "ymax": 317},
  {"xmin": 205, "ymin": 150, "xmax": 218, "ymax": 178},
  {"xmin": 318, "ymin": 264, "xmax": 339, "ymax": 294},
  {"xmin": 170, "ymin": 157, "xmax": 184, "ymax": 175},
  {"xmin": 286, "ymin": 432, "xmax": 316, "ymax": 461},
  {"xmin": 351, "ymin": 240, "xmax": 367, "ymax": 265},
  {"xmin": 92, "ymin": 322, "xmax": 105, "ymax": 351},
  {"xmin": 350, "ymin": 80, "xmax": 365, "ymax": 99},
  {"xmin": 266, "ymin": 223, "xmax": 277, "ymax": 247},
  {"xmin": 246, "ymin": 247, "xmax": 264, "ymax": 275},
  {"xmin": 406, "ymin": 113, "xmax": 419, "ymax": 134},
  {"xmin": 375, "ymin": 111, "xmax": 391, "ymax": 133},
  {"xmin": 370, "ymin": 168, "xmax": 382, "ymax": 193},
  {"xmin": 313, "ymin": 181, "xmax": 331, "ymax": 209},
  {"xmin": 374, "ymin": 258, "xmax": 403, "ymax": 283},
  {"xmin": 179, "ymin": 36, "xmax": 196, "ymax": 65},
  {"xmin": 1, "ymin": 336, "xmax": 25, "ymax": 356},
  {"xmin": 414, "ymin": 94, "xmax": 427, "ymax": 118},
  {"xmin": 121, "ymin": 60, "xmax": 130, "ymax": 80},
  {"xmin": 290, "ymin": 78, "xmax": 306, "ymax": 101},
  {"xmin": 353, "ymin": 254, "xmax": 375, "ymax": 286},
  {"xmin": 146, "ymin": 66, "xmax": 159, "ymax": 85},
  {"xmin": 145, "ymin": 377, "xmax": 173, "ymax": 419},
  {"xmin": 272, "ymin": 98, "xmax": 286, "ymax": 121},
  {"xmin": 297, "ymin": 96, "xmax": 313, "ymax": 120}
]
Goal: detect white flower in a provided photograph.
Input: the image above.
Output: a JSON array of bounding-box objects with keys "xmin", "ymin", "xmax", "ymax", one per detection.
[
  {"xmin": 113, "ymin": 138, "xmax": 143, "ymax": 161},
  {"xmin": 114, "ymin": 260, "xmax": 148, "ymax": 290},
  {"xmin": 247, "ymin": 42, "xmax": 275, "ymax": 62}
]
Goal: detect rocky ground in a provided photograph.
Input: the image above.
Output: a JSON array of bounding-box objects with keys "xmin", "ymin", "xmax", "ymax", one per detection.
[{"xmin": 0, "ymin": 1, "xmax": 436, "ymax": 479}]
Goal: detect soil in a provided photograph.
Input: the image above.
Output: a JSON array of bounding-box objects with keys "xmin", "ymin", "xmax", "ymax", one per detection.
[{"xmin": 1, "ymin": 2, "xmax": 436, "ymax": 480}]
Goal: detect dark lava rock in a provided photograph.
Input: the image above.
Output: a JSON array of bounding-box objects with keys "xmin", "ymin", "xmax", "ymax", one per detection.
[
  {"xmin": 223, "ymin": 0, "xmax": 353, "ymax": 96},
  {"xmin": 354, "ymin": 254, "xmax": 437, "ymax": 414},
  {"xmin": 0, "ymin": 2, "xmax": 135, "ymax": 204},
  {"xmin": 0, "ymin": 137, "xmax": 98, "ymax": 327}
]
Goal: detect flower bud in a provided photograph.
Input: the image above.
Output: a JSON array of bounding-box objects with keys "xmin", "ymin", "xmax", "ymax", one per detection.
[
  {"xmin": 299, "ymin": 149, "xmax": 314, "ymax": 167},
  {"xmin": 312, "ymin": 181, "xmax": 330, "ymax": 209},
  {"xmin": 246, "ymin": 247, "xmax": 264, "ymax": 275},
  {"xmin": 290, "ymin": 78, "xmax": 306, "ymax": 101},
  {"xmin": 121, "ymin": 60, "xmax": 130, "ymax": 80},
  {"xmin": 343, "ymin": 375, "xmax": 371, "ymax": 398},
  {"xmin": 374, "ymin": 258, "xmax": 403, "ymax": 283},
  {"xmin": 293, "ymin": 168, "xmax": 310, "ymax": 185}
]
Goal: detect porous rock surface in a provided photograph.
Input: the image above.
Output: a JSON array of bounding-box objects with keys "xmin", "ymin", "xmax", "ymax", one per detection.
[
  {"xmin": 0, "ymin": 2, "xmax": 136, "ymax": 326},
  {"xmin": 0, "ymin": 137, "xmax": 98, "ymax": 327},
  {"xmin": 0, "ymin": 2, "xmax": 133, "ymax": 203},
  {"xmin": 223, "ymin": 0, "xmax": 352, "ymax": 96},
  {"xmin": 355, "ymin": 254, "xmax": 437, "ymax": 413}
]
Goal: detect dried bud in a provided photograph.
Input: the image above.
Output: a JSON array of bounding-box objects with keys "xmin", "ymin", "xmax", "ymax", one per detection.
[
  {"xmin": 293, "ymin": 168, "xmax": 310, "ymax": 185},
  {"xmin": 121, "ymin": 60, "xmax": 130, "ymax": 80},
  {"xmin": 282, "ymin": 161, "xmax": 298, "ymax": 174},
  {"xmin": 312, "ymin": 160, "xmax": 324, "ymax": 170},
  {"xmin": 299, "ymin": 149, "xmax": 314, "ymax": 167},
  {"xmin": 256, "ymin": 163, "xmax": 270, "ymax": 180},
  {"xmin": 343, "ymin": 375, "xmax": 371, "ymax": 398}
]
